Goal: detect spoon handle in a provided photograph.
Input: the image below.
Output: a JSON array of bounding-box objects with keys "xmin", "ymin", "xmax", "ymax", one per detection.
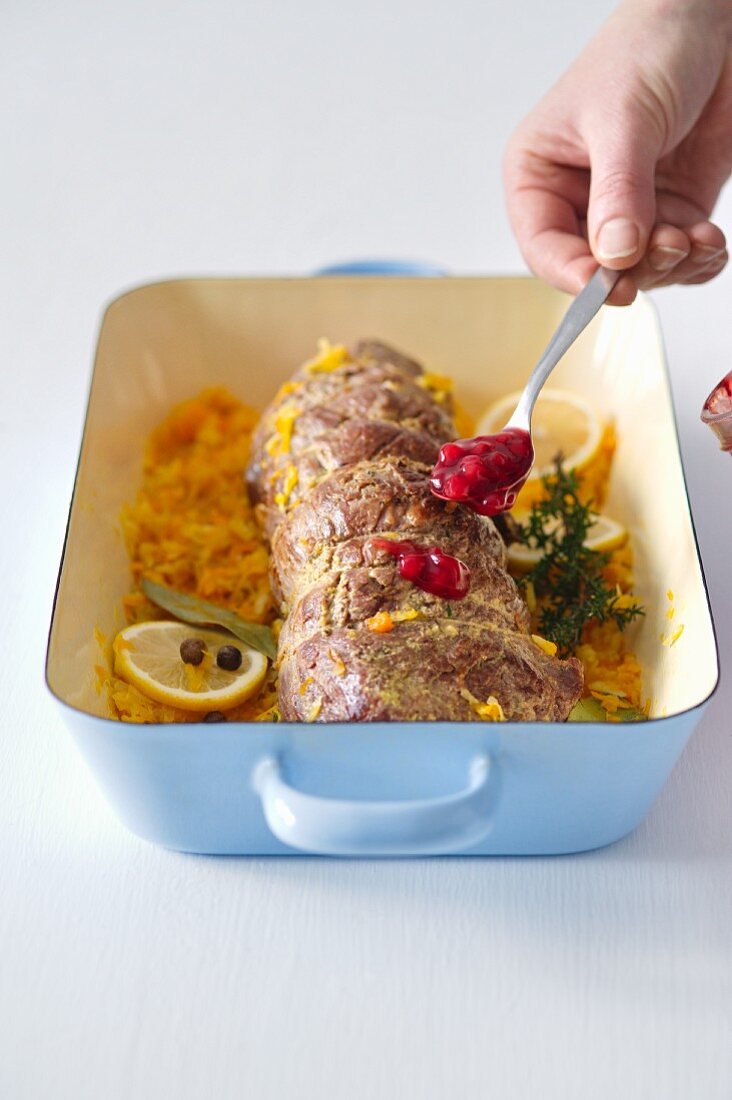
[{"xmin": 508, "ymin": 266, "xmax": 621, "ymax": 429}]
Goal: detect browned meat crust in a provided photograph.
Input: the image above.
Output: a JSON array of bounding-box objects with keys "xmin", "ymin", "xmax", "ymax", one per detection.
[
  {"xmin": 277, "ymin": 550, "xmax": 531, "ymax": 656},
  {"xmin": 246, "ymin": 339, "xmax": 453, "ymax": 538},
  {"xmin": 246, "ymin": 339, "xmax": 583, "ymax": 722},
  {"xmin": 270, "ymin": 458, "xmax": 507, "ymax": 606},
  {"xmin": 278, "ymin": 623, "xmax": 583, "ymax": 723},
  {"xmin": 255, "ymin": 421, "xmax": 442, "ymax": 541}
]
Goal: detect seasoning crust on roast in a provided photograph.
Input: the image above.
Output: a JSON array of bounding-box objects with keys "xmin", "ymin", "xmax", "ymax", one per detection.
[{"xmin": 246, "ymin": 339, "xmax": 583, "ymax": 722}]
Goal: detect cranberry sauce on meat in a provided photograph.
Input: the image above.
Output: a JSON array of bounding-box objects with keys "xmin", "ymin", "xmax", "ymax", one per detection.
[{"xmin": 370, "ymin": 538, "xmax": 471, "ymax": 600}]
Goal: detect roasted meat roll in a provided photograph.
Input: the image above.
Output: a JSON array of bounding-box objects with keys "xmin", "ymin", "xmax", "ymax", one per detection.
[{"xmin": 246, "ymin": 339, "xmax": 583, "ymax": 722}]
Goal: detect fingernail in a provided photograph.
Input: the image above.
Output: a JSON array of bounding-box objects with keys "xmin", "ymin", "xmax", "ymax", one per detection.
[
  {"xmin": 649, "ymin": 246, "xmax": 688, "ymax": 271},
  {"xmin": 597, "ymin": 218, "xmax": 640, "ymax": 260},
  {"xmin": 693, "ymin": 245, "xmax": 724, "ymax": 264}
]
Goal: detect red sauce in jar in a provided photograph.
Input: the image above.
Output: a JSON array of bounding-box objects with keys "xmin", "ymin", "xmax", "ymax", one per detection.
[
  {"xmin": 429, "ymin": 427, "xmax": 534, "ymax": 515},
  {"xmin": 702, "ymin": 370, "xmax": 732, "ymax": 453},
  {"xmin": 371, "ymin": 538, "xmax": 471, "ymax": 600}
]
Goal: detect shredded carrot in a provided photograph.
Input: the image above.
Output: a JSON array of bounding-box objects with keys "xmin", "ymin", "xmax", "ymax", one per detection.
[
  {"xmin": 460, "ymin": 688, "xmax": 506, "ymax": 722},
  {"xmin": 328, "ymin": 648, "xmax": 346, "ymax": 676},
  {"xmin": 366, "ymin": 611, "xmax": 394, "ymax": 633},
  {"xmin": 418, "ymin": 371, "xmax": 453, "ymax": 406},
  {"xmin": 119, "ymin": 388, "xmax": 272, "ymax": 623},
  {"xmin": 107, "ymin": 388, "xmax": 277, "ymax": 723},
  {"xmin": 391, "ymin": 608, "xmax": 421, "ymax": 623},
  {"xmin": 265, "ymin": 404, "xmax": 300, "ymax": 458},
  {"xmin": 274, "ymin": 464, "xmax": 299, "ymax": 510},
  {"xmin": 304, "ymin": 338, "xmax": 350, "ymax": 374}
]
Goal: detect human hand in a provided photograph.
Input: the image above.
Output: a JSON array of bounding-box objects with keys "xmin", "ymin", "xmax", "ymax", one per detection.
[{"xmin": 504, "ymin": 0, "xmax": 732, "ymax": 304}]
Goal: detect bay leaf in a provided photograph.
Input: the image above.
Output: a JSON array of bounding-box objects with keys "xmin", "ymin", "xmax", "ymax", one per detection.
[
  {"xmin": 568, "ymin": 696, "xmax": 646, "ymax": 723},
  {"xmin": 568, "ymin": 697, "xmax": 606, "ymax": 722},
  {"xmin": 141, "ymin": 578, "xmax": 277, "ymax": 660}
]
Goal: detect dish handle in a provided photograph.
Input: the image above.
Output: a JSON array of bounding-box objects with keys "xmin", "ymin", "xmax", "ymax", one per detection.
[
  {"xmin": 252, "ymin": 755, "xmax": 497, "ymax": 856},
  {"xmin": 313, "ymin": 259, "xmax": 447, "ymax": 276}
]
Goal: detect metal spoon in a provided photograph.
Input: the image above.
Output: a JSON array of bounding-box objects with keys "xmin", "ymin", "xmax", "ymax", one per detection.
[
  {"xmin": 505, "ymin": 266, "xmax": 621, "ymax": 433},
  {"xmin": 429, "ymin": 266, "xmax": 621, "ymax": 515}
]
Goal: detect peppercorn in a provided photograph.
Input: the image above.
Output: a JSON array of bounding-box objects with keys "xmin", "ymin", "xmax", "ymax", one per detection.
[
  {"xmin": 203, "ymin": 711, "xmax": 227, "ymax": 723},
  {"xmin": 180, "ymin": 637, "xmax": 206, "ymax": 665},
  {"xmin": 216, "ymin": 644, "xmax": 242, "ymax": 671}
]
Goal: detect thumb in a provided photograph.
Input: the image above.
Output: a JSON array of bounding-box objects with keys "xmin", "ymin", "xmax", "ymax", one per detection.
[{"xmin": 587, "ymin": 117, "xmax": 659, "ymax": 269}]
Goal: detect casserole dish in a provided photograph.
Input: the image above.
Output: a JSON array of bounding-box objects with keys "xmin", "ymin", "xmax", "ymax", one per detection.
[{"xmin": 45, "ymin": 273, "xmax": 719, "ymax": 856}]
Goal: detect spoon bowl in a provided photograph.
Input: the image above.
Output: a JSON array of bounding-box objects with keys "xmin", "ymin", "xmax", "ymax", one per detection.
[{"xmin": 430, "ymin": 266, "xmax": 620, "ymax": 516}]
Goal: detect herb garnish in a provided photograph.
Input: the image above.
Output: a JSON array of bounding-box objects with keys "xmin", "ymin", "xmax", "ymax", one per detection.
[{"xmin": 516, "ymin": 460, "xmax": 644, "ymax": 655}]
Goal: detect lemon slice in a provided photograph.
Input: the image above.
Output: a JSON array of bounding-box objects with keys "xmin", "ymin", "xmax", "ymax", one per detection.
[
  {"xmin": 508, "ymin": 512, "xmax": 628, "ymax": 571},
  {"xmin": 113, "ymin": 621, "xmax": 268, "ymax": 712},
  {"xmin": 476, "ymin": 389, "xmax": 603, "ymax": 479}
]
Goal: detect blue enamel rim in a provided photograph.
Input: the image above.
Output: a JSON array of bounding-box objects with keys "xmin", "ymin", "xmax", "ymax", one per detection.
[{"xmin": 314, "ymin": 259, "xmax": 447, "ymax": 277}]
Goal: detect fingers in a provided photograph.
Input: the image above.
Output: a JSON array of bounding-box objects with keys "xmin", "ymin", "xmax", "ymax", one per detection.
[
  {"xmin": 503, "ymin": 131, "xmax": 726, "ymax": 304},
  {"xmin": 677, "ymin": 222, "xmax": 728, "ymax": 283},
  {"xmin": 647, "ymin": 225, "xmax": 691, "ymax": 276},
  {"xmin": 632, "ymin": 224, "xmax": 691, "ymax": 287},
  {"xmin": 685, "ymin": 221, "xmax": 727, "ymax": 268},
  {"xmin": 670, "ymin": 221, "xmax": 727, "ymax": 286},
  {"xmin": 586, "ymin": 115, "xmax": 661, "ymax": 271},
  {"xmin": 503, "ymin": 145, "xmax": 587, "ymax": 293},
  {"xmin": 633, "ymin": 221, "xmax": 727, "ymax": 289},
  {"xmin": 515, "ymin": 220, "xmax": 638, "ymax": 305},
  {"xmin": 502, "ymin": 141, "xmax": 640, "ymax": 306},
  {"xmin": 681, "ymin": 253, "xmax": 729, "ymax": 284},
  {"xmin": 516, "ymin": 222, "xmax": 596, "ymax": 297},
  {"xmin": 606, "ymin": 274, "xmax": 638, "ymax": 307}
]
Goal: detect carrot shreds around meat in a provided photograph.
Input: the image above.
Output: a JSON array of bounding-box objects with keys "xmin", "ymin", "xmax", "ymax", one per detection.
[
  {"xmin": 366, "ymin": 611, "xmax": 394, "ymax": 633},
  {"xmin": 108, "ymin": 388, "xmax": 278, "ymax": 723}
]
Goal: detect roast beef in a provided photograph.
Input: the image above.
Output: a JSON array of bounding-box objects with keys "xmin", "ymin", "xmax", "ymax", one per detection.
[{"xmin": 246, "ymin": 339, "xmax": 583, "ymax": 722}]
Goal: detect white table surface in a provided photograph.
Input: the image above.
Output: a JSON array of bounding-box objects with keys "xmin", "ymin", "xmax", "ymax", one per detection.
[{"xmin": 2, "ymin": 2, "xmax": 731, "ymax": 1097}]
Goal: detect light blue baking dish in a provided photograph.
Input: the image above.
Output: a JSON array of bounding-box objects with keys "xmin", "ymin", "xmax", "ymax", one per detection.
[{"xmin": 45, "ymin": 269, "xmax": 719, "ymax": 856}]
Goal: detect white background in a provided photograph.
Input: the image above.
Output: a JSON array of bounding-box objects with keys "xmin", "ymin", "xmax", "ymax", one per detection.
[{"xmin": 2, "ymin": 2, "xmax": 731, "ymax": 1097}]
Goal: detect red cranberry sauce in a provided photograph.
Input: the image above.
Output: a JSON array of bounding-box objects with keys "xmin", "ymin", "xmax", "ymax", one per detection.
[
  {"xmin": 371, "ymin": 538, "xmax": 471, "ymax": 600},
  {"xmin": 429, "ymin": 427, "xmax": 534, "ymax": 516}
]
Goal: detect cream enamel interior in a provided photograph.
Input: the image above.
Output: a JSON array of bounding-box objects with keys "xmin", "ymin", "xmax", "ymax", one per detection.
[{"xmin": 46, "ymin": 276, "xmax": 719, "ymax": 721}]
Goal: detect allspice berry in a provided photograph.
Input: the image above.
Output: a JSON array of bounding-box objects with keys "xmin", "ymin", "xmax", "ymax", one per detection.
[
  {"xmin": 180, "ymin": 637, "xmax": 206, "ymax": 666},
  {"xmin": 216, "ymin": 645, "xmax": 242, "ymax": 671}
]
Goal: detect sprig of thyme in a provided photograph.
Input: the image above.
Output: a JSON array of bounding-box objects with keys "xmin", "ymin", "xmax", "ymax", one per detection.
[{"xmin": 516, "ymin": 460, "xmax": 644, "ymax": 655}]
